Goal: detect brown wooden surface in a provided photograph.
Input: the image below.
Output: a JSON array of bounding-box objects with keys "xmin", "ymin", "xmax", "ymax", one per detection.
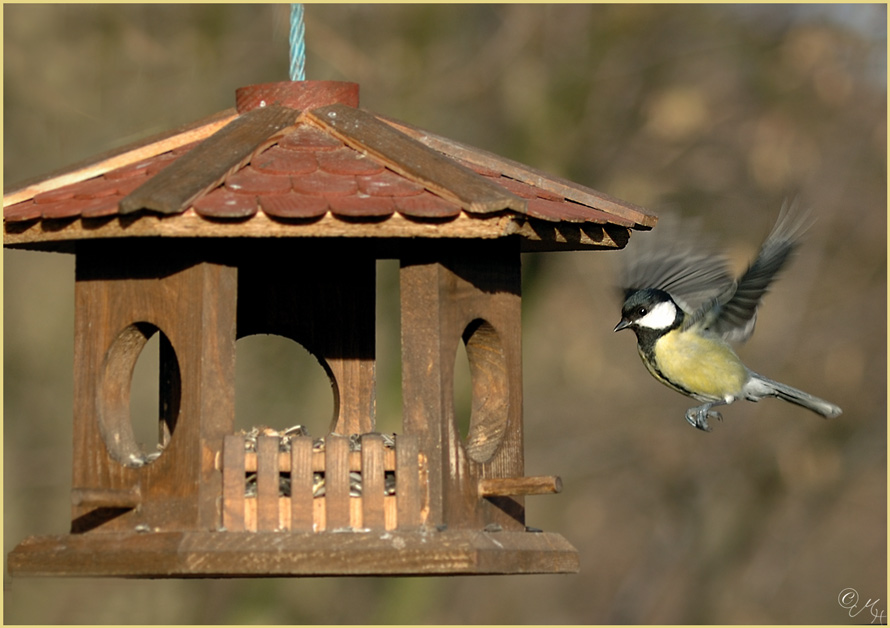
[
  {"xmin": 70, "ymin": 488, "xmax": 141, "ymax": 509},
  {"xmin": 5, "ymin": 205, "xmax": 630, "ymax": 254},
  {"xmin": 376, "ymin": 113, "xmax": 657, "ymax": 229},
  {"xmin": 256, "ymin": 436, "xmax": 280, "ymax": 531},
  {"xmin": 306, "ymin": 104, "xmax": 525, "ymax": 215},
  {"xmin": 8, "ymin": 529, "xmax": 579, "ymax": 577},
  {"xmin": 395, "ymin": 434, "xmax": 422, "ymax": 530},
  {"xmin": 3, "ymin": 108, "xmax": 238, "ymax": 207},
  {"xmin": 22, "ymin": 201, "xmax": 581, "ymax": 576},
  {"xmin": 120, "ymin": 105, "xmax": 298, "ymax": 215},
  {"xmin": 325, "ymin": 435, "xmax": 351, "ymax": 530},
  {"xmin": 235, "ymin": 80, "xmax": 359, "ymax": 113},
  {"xmin": 290, "ymin": 436, "xmax": 315, "ymax": 532},
  {"xmin": 360, "ymin": 434, "xmax": 386, "ymax": 530},
  {"xmin": 220, "ymin": 432, "xmax": 411, "ymax": 533},
  {"xmin": 478, "ymin": 476, "xmax": 563, "ymax": 497},
  {"xmin": 400, "ymin": 239, "xmax": 526, "ymax": 532},
  {"xmin": 222, "ymin": 436, "xmax": 245, "ymax": 532},
  {"xmin": 72, "ymin": 240, "xmax": 237, "ymax": 534}
]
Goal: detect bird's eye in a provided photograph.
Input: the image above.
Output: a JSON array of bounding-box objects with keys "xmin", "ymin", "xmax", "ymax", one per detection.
[{"xmin": 638, "ymin": 307, "xmax": 647, "ymax": 316}]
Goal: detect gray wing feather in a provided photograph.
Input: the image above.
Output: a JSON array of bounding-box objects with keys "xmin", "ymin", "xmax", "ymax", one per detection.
[
  {"xmin": 619, "ymin": 202, "xmax": 809, "ymax": 343},
  {"xmin": 619, "ymin": 215, "xmax": 734, "ymax": 315},
  {"xmin": 696, "ymin": 200, "xmax": 809, "ymax": 342}
]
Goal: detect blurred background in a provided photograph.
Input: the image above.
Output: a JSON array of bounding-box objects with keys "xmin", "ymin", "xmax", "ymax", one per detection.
[{"xmin": 3, "ymin": 4, "xmax": 886, "ymax": 624}]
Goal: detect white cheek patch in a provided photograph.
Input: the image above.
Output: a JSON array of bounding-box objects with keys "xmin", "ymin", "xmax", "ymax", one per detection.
[{"xmin": 636, "ymin": 300, "xmax": 677, "ymax": 330}]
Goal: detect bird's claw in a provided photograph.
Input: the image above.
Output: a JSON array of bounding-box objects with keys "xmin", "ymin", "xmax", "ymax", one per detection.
[{"xmin": 685, "ymin": 406, "xmax": 723, "ymax": 432}]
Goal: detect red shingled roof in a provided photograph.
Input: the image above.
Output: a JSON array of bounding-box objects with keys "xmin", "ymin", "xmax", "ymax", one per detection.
[{"xmin": 4, "ymin": 81, "xmax": 655, "ymax": 252}]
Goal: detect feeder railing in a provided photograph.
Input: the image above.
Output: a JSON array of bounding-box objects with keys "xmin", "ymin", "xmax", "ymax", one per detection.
[{"xmin": 220, "ymin": 432, "xmax": 424, "ymax": 533}]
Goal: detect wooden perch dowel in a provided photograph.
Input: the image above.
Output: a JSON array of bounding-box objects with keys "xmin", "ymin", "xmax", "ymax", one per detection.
[
  {"xmin": 478, "ymin": 476, "xmax": 563, "ymax": 497},
  {"xmin": 71, "ymin": 487, "xmax": 141, "ymax": 509}
]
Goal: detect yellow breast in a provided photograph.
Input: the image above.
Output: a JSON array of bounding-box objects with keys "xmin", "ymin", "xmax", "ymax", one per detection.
[{"xmin": 650, "ymin": 329, "xmax": 748, "ymax": 401}]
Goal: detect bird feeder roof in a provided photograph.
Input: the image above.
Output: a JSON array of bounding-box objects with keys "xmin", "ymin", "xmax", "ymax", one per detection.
[{"xmin": 4, "ymin": 81, "xmax": 655, "ymax": 253}]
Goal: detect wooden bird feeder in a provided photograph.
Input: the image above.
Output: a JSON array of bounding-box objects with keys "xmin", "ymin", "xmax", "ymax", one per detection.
[{"xmin": 5, "ymin": 81, "xmax": 655, "ymax": 577}]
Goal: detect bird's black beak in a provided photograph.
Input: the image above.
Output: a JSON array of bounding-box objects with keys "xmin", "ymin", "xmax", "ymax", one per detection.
[{"xmin": 614, "ymin": 318, "xmax": 632, "ymax": 332}]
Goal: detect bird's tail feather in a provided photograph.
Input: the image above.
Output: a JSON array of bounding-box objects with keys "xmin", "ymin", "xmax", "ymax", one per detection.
[{"xmin": 746, "ymin": 373, "xmax": 842, "ymax": 418}]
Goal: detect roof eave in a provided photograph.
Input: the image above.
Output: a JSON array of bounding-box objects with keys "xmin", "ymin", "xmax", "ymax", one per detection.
[{"xmin": 3, "ymin": 210, "xmax": 631, "ymax": 254}]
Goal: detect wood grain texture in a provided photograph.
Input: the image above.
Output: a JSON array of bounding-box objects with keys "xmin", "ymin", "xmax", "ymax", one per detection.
[
  {"xmin": 8, "ymin": 529, "xmax": 580, "ymax": 577},
  {"xmin": 325, "ymin": 435, "xmax": 351, "ymax": 530},
  {"xmin": 400, "ymin": 239, "xmax": 526, "ymax": 532},
  {"xmin": 306, "ymin": 104, "xmax": 525, "ymax": 215},
  {"xmin": 478, "ymin": 476, "xmax": 563, "ymax": 497},
  {"xmin": 256, "ymin": 436, "xmax": 280, "ymax": 531},
  {"xmin": 120, "ymin": 105, "xmax": 299, "ymax": 215},
  {"xmin": 222, "ymin": 436, "xmax": 246, "ymax": 532},
  {"xmin": 289, "ymin": 436, "xmax": 315, "ymax": 532},
  {"xmin": 375, "ymin": 113, "xmax": 658, "ymax": 229},
  {"xmin": 3, "ymin": 108, "xmax": 238, "ymax": 207},
  {"xmin": 235, "ymin": 80, "xmax": 359, "ymax": 113},
  {"xmin": 395, "ymin": 434, "xmax": 421, "ymax": 530},
  {"xmin": 5, "ymin": 209, "xmax": 629, "ymax": 254},
  {"xmin": 71, "ymin": 240, "xmax": 237, "ymax": 533},
  {"xmin": 360, "ymin": 434, "xmax": 387, "ymax": 530},
  {"xmin": 70, "ymin": 488, "xmax": 141, "ymax": 509}
]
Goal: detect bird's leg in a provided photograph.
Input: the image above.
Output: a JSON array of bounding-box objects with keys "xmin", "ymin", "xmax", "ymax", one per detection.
[{"xmin": 685, "ymin": 402, "xmax": 724, "ymax": 432}]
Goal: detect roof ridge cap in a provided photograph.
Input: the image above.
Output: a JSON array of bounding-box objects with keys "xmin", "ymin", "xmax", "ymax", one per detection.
[
  {"xmin": 305, "ymin": 104, "xmax": 525, "ymax": 215},
  {"xmin": 120, "ymin": 105, "xmax": 299, "ymax": 215}
]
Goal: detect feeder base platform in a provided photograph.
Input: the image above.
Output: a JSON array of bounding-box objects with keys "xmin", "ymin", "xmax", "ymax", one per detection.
[{"xmin": 8, "ymin": 528, "xmax": 579, "ymax": 577}]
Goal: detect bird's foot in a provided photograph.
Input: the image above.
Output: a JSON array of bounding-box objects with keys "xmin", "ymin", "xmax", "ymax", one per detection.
[{"xmin": 685, "ymin": 406, "xmax": 723, "ymax": 432}]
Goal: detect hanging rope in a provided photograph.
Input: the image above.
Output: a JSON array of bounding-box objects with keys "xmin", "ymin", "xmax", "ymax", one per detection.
[{"xmin": 289, "ymin": 4, "xmax": 306, "ymax": 81}]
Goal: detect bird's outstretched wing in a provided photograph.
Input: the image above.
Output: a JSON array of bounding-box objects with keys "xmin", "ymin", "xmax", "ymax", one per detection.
[
  {"xmin": 693, "ymin": 201, "xmax": 809, "ymax": 342},
  {"xmin": 618, "ymin": 215, "xmax": 734, "ymax": 315}
]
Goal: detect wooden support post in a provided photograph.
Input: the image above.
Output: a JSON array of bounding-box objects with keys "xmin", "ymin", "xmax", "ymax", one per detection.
[
  {"xmin": 395, "ymin": 434, "xmax": 422, "ymax": 530},
  {"xmin": 400, "ymin": 238, "xmax": 525, "ymax": 531},
  {"xmin": 71, "ymin": 240, "xmax": 237, "ymax": 533}
]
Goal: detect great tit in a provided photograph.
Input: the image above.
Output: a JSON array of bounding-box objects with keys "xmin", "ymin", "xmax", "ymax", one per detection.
[{"xmin": 614, "ymin": 203, "xmax": 842, "ymax": 431}]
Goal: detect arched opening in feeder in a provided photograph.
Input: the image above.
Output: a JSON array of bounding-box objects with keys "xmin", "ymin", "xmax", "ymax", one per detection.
[
  {"xmin": 99, "ymin": 322, "xmax": 180, "ymax": 468},
  {"xmin": 454, "ymin": 340, "xmax": 473, "ymax": 443},
  {"xmin": 130, "ymin": 332, "xmax": 160, "ymax": 454},
  {"xmin": 457, "ymin": 318, "xmax": 509, "ymax": 463},
  {"xmin": 234, "ymin": 333, "xmax": 338, "ymax": 438}
]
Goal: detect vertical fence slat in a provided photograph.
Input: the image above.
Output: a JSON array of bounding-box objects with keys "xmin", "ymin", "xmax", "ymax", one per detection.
[
  {"xmin": 256, "ymin": 435, "xmax": 280, "ymax": 531},
  {"xmin": 396, "ymin": 434, "xmax": 421, "ymax": 529},
  {"xmin": 326, "ymin": 434, "xmax": 350, "ymax": 530},
  {"xmin": 222, "ymin": 435, "xmax": 246, "ymax": 532},
  {"xmin": 361, "ymin": 434, "xmax": 386, "ymax": 530},
  {"xmin": 290, "ymin": 435, "xmax": 314, "ymax": 532}
]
